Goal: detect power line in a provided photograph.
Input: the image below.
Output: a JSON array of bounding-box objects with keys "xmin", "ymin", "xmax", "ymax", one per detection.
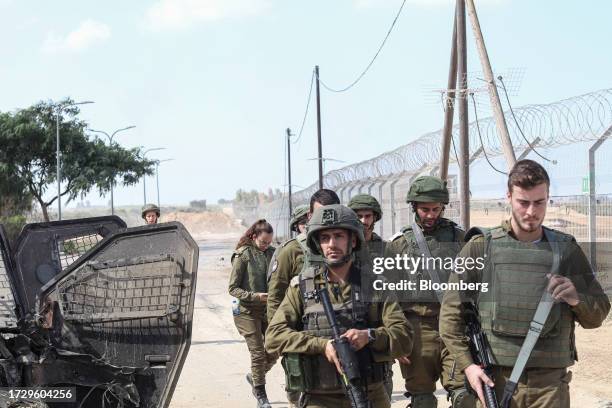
[
  {"xmin": 294, "ymin": 69, "xmax": 316, "ymax": 145},
  {"xmin": 471, "ymin": 93, "xmax": 506, "ymax": 175},
  {"xmin": 319, "ymin": 0, "xmax": 407, "ymax": 93},
  {"xmin": 497, "ymin": 75, "xmax": 555, "ymax": 163}
]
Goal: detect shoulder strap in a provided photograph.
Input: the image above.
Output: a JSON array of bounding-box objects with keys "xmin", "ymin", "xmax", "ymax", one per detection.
[
  {"xmin": 410, "ymin": 222, "xmax": 445, "ymax": 303},
  {"xmin": 501, "ymin": 228, "xmax": 562, "ymax": 408}
]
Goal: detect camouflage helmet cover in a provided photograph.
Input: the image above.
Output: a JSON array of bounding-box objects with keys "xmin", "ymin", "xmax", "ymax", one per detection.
[
  {"xmin": 406, "ymin": 176, "xmax": 449, "ymax": 204},
  {"xmin": 348, "ymin": 194, "xmax": 382, "ymax": 221},
  {"xmin": 306, "ymin": 204, "xmax": 365, "ymax": 255},
  {"xmin": 141, "ymin": 203, "xmax": 161, "ymax": 219},
  {"xmin": 289, "ymin": 204, "xmax": 309, "ymax": 232}
]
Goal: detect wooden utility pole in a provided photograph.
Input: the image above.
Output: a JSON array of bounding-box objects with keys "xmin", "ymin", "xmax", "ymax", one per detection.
[
  {"xmin": 315, "ymin": 65, "xmax": 324, "ymax": 189},
  {"xmin": 457, "ymin": 0, "xmax": 470, "ymax": 230},
  {"xmin": 439, "ymin": 9, "xmax": 458, "ymax": 181},
  {"xmin": 465, "ymin": 0, "xmax": 516, "ymax": 169}
]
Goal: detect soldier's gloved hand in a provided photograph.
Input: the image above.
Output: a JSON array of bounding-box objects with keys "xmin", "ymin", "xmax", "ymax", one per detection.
[
  {"xmin": 464, "ymin": 364, "xmax": 494, "ymax": 407},
  {"xmin": 341, "ymin": 329, "xmax": 369, "ymax": 351},
  {"xmin": 325, "ymin": 340, "xmax": 343, "ymax": 374},
  {"xmin": 397, "ymin": 356, "xmax": 411, "ymax": 365},
  {"xmin": 546, "ymin": 274, "xmax": 580, "ymax": 306}
]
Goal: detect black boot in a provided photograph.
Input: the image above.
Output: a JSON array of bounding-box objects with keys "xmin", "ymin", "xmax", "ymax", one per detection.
[{"xmin": 253, "ymin": 385, "xmax": 272, "ymax": 408}]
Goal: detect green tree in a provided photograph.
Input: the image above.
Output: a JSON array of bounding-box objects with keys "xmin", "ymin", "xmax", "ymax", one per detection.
[{"xmin": 0, "ymin": 99, "xmax": 155, "ymax": 221}]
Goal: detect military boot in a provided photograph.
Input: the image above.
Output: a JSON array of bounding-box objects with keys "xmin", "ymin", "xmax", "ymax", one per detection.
[
  {"xmin": 253, "ymin": 385, "xmax": 272, "ymax": 408},
  {"xmin": 406, "ymin": 392, "xmax": 438, "ymax": 408}
]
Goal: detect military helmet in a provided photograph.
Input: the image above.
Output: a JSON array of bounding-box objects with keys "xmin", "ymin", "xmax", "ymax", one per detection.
[
  {"xmin": 348, "ymin": 194, "xmax": 382, "ymax": 221},
  {"xmin": 306, "ymin": 204, "xmax": 365, "ymax": 255},
  {"xmin": 141, "ymin": 203, "xmax": 161, "ymax": 219},
  {"xmin": 406, "ymin": 176, "xmax": 449, "ymax": 204},
  {"xmin": 289, "ymin": 205, "xmax": 309, "ymax": 232}
]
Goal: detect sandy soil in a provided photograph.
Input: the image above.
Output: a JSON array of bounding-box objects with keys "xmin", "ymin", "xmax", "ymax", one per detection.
[{"xmin": 170, "ymin": 237, "xmax": 612, "ymax": 408}]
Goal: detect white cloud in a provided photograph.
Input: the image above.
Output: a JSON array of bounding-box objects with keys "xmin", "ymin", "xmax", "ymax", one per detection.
[
  {"xmin": 42, "ymin": 19, "xmax": 111, "ymax": 54},
  {"xmin": 144, "ymin": 0, "xmax": 271, "ymax": 31},
  {"xmin": 355, "ymin": 0, "xmax": 505, "ymax": 9}
]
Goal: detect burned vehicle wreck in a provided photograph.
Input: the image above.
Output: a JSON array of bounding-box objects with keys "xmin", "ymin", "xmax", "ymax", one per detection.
[{"xmin": 0, "ymin": 216, "xmax": 198, "ymax": 407}]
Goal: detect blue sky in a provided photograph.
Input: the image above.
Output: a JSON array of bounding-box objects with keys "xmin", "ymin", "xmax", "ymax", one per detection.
[{"xmin": 1, "ymin": 0, "xmax": 611, "ymax": 207}]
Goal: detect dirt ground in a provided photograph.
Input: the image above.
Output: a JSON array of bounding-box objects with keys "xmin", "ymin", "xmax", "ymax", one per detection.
[{"xmin": 170, "ymin": 236, "xmax": 612, "ymax": 408}]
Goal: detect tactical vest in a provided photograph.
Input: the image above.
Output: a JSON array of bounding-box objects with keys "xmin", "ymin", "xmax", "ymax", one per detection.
[
  {"xmin": 398, "ymin": 221, "xmax": 462, "ymax": 304},
  {"xmin": 475, "ymin": 226, "xmax": 576, "ymax": 368},
  {"xmin": 366, "ymin": 233, "xmax": 386, "ymax": 260},
  {"xmin": 232, "ymin": 245, "xmax": 273, "ymax": 310},
  {"xmin": 282, "ymin": 262, "xmax": 386, "ymax": 394}
]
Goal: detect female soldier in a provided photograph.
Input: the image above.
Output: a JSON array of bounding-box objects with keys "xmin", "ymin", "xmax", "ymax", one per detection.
[{"xmin": 228, "ymin": 219, "xmax": 276, "ymax": 408}]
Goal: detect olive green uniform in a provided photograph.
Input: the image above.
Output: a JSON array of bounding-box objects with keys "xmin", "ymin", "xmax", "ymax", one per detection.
[
  {"xmin": 229, "ymin": 243, "xmax": 277, "ymax": 387},
  {"xmin": 439, "ymin": 220, "xmax": 611, "ymax": 408},
  {"xmin": 267, "ymin": 233, "xmax": 307, "ymax": 324},
  {"xmin": 265, "ymin": 265, "xmax": 413, "ymax": 408},
  {"xmin": 385, "ymin": 218, "xmax": 469, "ymax": 407}
]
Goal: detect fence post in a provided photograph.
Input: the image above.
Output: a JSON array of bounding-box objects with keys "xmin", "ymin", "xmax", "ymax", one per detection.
[{"xmin": 588, "ymin": 125, "xmax": 612, "ymax": 268}]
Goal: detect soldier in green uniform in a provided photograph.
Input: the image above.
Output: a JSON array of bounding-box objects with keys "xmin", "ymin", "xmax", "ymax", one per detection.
[
  {"xmin": 266, "ymin": 189, "xmax": 340, "ymax": 406},
  {"xmin": 439, "ymin": 160, "xmax": 611, "ymax": 408},
  {"xmin": 348, "ymin": 193, "xmax": 394, "ymax": 397},
  {"xmin": 348, "ymin": 194, "xmax": 386, "ymax": 259},
  {"xmin": 229, "ymin": 219, "xmax": 277, "ymax": 408},
  {"xmin": 141, "ymin": 203, "xmax": 160, "ymax": 225},
  {"xmin": 265, "ymin": 204, "xmax": 413, "ymax": 408},
  {"xmin": 384, "ymin": 176, "xmax": 473, "ymax": 408}
]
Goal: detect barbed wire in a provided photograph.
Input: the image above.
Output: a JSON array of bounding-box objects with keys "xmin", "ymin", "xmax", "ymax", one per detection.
[{"xmin": 288, "ymin": 88, "xmax": 612, "ymax": 204}]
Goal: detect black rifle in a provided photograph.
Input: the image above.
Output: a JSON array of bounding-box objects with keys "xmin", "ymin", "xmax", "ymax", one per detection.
[
  {"xmin": 318, "ymin": 286, "xmax": 370, "ymax": 408},
  {"xmin": 464, "ymin": 302, "xmax": 500, "ymax": 408}
]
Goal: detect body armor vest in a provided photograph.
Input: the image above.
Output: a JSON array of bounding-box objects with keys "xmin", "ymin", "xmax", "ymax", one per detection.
[
  {"xmin": 283, "ymin": 262, "xmax": 386, "ymax": 393},
  {"xmin": 399, "ymin": 222, "xmax": 462, "ymax": 304},
  {"xmin": 476, "ymin": 226, "xmax": 576, "ymax": 368}
]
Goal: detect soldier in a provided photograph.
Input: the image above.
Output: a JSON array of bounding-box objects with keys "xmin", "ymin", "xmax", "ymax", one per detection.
[
  {"xmin": 290, "ymin": 204, "xmax": 309, "ymax": 235},
  {"xmin": 266, "ymin": 189, "xmax": 340, "ymax": 406},
  {"xmin": 384, "ymin": 176, "xmax": 473, "ymax": 408},
  {"xmin": 141, "ymin": 203, "xmax": 160, "ymax": 225},
  {"xmin": 347, "ymin": 194, "xmax": 393, "ymax": 397},
  {"xmin": 439, "ymin": 159, "xmax": 611, "ymax": 408},
  {"xmin": 229, "ymin": 219, "xmax": 277, "ymax": 408},
  {"xmin": 348, "ymin": 194, "xmax": 385, "ymax": 259},
  {"xmin": 265, "ymin": 204, "xmax": 413, "ymax": 408}
]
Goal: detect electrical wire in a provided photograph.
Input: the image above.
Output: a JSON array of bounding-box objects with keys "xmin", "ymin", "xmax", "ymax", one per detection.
[
  {"xmin": 319, "ymin": 0, "xmax": 407, "ymax": 93},
  {"xmin": 470, "ymin": 93, "xmax": 507, "ymax": 175},
  {"xmin": 294, "ymin": 69, "xmax": 316, "ymax": 145},
  {"xmin": 497, "ymin": 76, "xmax": 555, "ymax": 163}
]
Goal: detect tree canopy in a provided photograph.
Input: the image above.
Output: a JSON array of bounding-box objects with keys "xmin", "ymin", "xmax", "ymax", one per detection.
[{"xmin": 0, "ymin": 98, "xmax": 155, "ymax": 221}]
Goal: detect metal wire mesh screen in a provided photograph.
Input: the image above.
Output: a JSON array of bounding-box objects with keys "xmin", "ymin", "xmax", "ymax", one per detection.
[
  {"xmin": 58, "ymin": 257, "xmax": 181, "ymax": 323},
  {"xmin": 0, "ymin": 252, "xmax": 18, "ymax": 329},
  {"xmin": 57, "ymin": 233, "xmax": 104, "ymax": 270}
]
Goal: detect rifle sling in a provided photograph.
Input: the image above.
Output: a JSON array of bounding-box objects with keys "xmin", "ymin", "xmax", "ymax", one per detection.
[{"xmin": 411, "ymin": 222, "xmax": 445, "ymax": 303}]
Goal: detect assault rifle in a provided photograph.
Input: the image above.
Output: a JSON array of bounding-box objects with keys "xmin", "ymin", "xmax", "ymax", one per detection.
[
  {"xmin": 464, "ymin": 302, "xmax": 500, "ymax": 408},
  {"xmin": 318, "ymin": 286, "xmax": 371, "ymax": 408}
]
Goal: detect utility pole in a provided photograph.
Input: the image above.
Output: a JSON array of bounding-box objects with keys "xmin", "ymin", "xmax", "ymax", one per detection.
[
  {"xmin": 315, "ymin": 65, "xmax": 324, "ymax": 189},
  {"xmin": 156, "ymin": 159, "xmax": 174, "ymax": 207},
  {"xmin": 439, "ymin": 9, "xmax": 458, "ymax": 181},
  {"xmin": 457, "ymin": 0, "xmax": 470, "ymax": 230},
  {"xmin": 465, "ymin": 0, "xmax": 516, "ymax": 169},
  {"xmin": 143, "ymin": 147, "xmax": 165, "ymax": 205},
  {"xmin": 90, "ymin": 125, "xmax": 136, "ymax": 215},
  {"xmin": 286, "ymin": 128, "xmax": 293, "ymax": 232}
]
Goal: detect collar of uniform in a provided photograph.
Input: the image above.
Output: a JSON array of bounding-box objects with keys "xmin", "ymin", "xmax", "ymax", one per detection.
[
  {"xmin": 370, "ymin": 232, "xmax": 383, "ymax": 242},
  {"xmin": 501, "ymin": 218, "xmax": 548, "ymax": 242},
  {"xmin": 314, "ymin": 264, "xmax": 360, "ymax": 286}
]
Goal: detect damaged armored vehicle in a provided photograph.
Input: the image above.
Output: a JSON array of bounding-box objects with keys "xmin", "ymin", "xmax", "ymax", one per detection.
[{"xmin": 0, "ymin": 216, "xmax": 198, "ymax": 407}]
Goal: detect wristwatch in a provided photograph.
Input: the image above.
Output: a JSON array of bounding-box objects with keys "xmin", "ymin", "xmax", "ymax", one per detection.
[{"xmin": 367, "ymin": 328, "xmax": 376, "ymax": 345}]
